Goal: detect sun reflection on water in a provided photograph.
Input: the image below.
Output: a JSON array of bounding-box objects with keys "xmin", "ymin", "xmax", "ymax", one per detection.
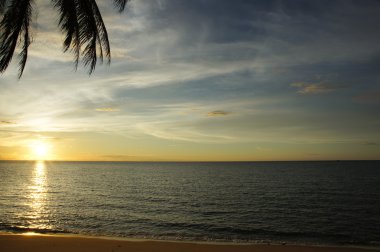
[{"xmin": 26, "ymin": 161, "xmax": 51, "ymax": 230}]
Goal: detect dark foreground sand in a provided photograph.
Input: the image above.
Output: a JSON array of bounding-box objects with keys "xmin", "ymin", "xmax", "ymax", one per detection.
[{"xmin": 0, "ymin": 233, "xmax": 378, "ymax": 252}]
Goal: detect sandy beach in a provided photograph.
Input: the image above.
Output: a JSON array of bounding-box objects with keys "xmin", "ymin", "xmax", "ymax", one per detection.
[{"xmin": 0, "ymin": 233, "xmax": 378, "ymax": 252}]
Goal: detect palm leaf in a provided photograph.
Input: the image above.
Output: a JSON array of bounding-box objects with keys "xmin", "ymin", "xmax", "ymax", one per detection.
[
  {"xmin": 91, "ymin": 1, "xmax": 110, "ymax": 64},
  {"xmin": 53, "ymin": 0, "xmax": 80, "ymax": 68},
  {"xmin": 0, "ymin": 0, "xmax": 33, "ymax": 78},
  {"xmin": 55, "ymin": 0, "xmax": 111, "ymax": 73},
  {"xmin": 76, "ymin": 0, "xmax": 101, "ymax": 73},
  {"xmin": 0, "ymin": 0, "xmax": 7, "ymax": 14},
  {"xmin": 0, "ymin": 0, "xmax": 130, "ymax": 78},
  {"xmin": 113, "ymin": 0, "xmax": 129, "ymax": 12}
]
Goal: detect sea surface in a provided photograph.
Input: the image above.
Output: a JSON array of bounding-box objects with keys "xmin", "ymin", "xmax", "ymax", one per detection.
[{"xmin": 0, "ymin": 161, "xmax": 379, "ymax": 246}]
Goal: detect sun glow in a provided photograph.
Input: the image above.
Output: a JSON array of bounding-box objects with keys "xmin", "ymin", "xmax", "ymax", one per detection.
[
  {"xmin": 30, "ymin": 141, "xmax": 51, "ymax": 160},
  {"xmin": 23, "ymin": 232, "xmax": 40, "ymax": 236}
]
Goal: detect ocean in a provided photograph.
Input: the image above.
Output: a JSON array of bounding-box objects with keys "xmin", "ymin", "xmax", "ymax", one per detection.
[{"xmin": 0, "ymin": 161, "xmax": 379, "ymax": 246}]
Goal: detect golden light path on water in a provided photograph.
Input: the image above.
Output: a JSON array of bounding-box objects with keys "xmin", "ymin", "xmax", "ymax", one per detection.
[{"xmin": 24, "ymin": 161, "xmax": 52, "ymax": 234}]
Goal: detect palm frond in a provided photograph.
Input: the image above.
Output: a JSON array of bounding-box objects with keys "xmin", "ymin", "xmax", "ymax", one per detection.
[
  {"xmin": 53, "ymin": 0, "xmax": 80, "ymax": 68},
  {"xmin": 1, "ymin": 0, "xmax": 130, "ymax": 77},
  {"xmin": 0, "ymin": 0, "xmax": 33, "ymax": 78},
  {"xmin": 113, "ymin": 0, "xmax": 129, "ymax": 12},
  {"xmin": 54, "ymin": 0, "xmax": 110, "ymax": 74},
  {"xmin": 76, "ymin": 0, "xmax": 100, "ymax": 73},
  {"xmin": 18, "ymin": 2, "xmax": 32, "ymax": 78},
  {"xmin": 0, "ymin": 0, "xmax": 7, "ymax": 14},
  {"xmin": 91, "ymin": 1, "xmax": 110, "ymax": 64}
]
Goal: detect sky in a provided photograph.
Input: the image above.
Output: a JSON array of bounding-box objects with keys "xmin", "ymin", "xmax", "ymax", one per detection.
[{"xmin": 0, "ymin": 0, "xmax": 380, "ymax": 161}]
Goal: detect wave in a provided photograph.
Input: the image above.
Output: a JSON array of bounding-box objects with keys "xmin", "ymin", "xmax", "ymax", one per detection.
[{"xmin": 0, "ymin": 224, "xmax": 70, "ymax": 235}]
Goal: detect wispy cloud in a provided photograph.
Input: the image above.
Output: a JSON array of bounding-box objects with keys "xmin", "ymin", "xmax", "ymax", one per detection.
[
  {"xmin": 0, "ymin": 120, "xmax": 16, "ymax": 125},
  {"xmin": 291, "ymin": 81, "xmax": 346, "ymax": 94},
  {"xmin": 365, "ymin": 142, "xmax": 378, "ymax": 146},
  {"xmin": 353, "ymin": 89, "xmax": 380, "ymax": 104},
  {"xmin": 100, "ymin": 154, "xmax": 155, "ymax": 161},
  {"xmin": 95, "ymin": 108, "xmax": 121, "ymax": 112},
  {"xmin": 207, "ymin": 110, "xmax": 230, "ymax": 117}
]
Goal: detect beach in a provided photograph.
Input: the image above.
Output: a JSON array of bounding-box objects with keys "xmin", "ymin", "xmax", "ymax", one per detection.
[{"xmin": 0, "ymin": 233, "xmax": 378, "ymax": 252}]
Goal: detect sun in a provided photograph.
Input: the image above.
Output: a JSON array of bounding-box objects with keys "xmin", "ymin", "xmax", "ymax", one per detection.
[{"xmin": 30, "ymin": 140, "xmax": 51, "ymax": 160}]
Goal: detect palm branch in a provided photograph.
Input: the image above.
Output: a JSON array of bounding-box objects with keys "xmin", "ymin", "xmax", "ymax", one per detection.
[{"xmin": 0, "ymin": 0, "xmax": 129, "ymax": 78}]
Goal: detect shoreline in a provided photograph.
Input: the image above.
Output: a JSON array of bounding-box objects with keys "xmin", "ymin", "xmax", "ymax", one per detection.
[{"xmin": 1, "ymin": 233, "xmax": 379, "ymax": 252}]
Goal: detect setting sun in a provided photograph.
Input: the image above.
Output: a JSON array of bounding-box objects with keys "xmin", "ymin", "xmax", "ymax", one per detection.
[{"xmin": 30, "ymin": 141, "xmax": 51, "ymax": 160}]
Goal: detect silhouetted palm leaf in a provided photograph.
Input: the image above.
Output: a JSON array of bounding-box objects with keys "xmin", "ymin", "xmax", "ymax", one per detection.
[
  {"xmin": 114, "ymin": 0, "xmax": 128, "ymax": 12},
  {"xmin": 53, "ymin": 0, "xmax": 81, "ymax": 68},
  {"xmin": 0, "ymin": 0, "xmax": 7, "ymax": 14},
  {"xmin": 0, "ymin": 0, "xmax": 33, "ymax": 78},
  {"xmin": 0, "ymin": 0, "xmax": 130, "ymax": 78}
]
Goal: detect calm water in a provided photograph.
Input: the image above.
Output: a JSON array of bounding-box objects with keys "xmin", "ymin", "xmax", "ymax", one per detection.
[{"xmin": 0, "ymin": 161, "xmax": 379, "ymax": 246}]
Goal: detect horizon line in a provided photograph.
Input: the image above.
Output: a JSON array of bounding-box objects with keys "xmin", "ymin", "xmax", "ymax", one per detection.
[{"xmin": 0, "ymin": 159, "xmax": 379, "ymax": 163}]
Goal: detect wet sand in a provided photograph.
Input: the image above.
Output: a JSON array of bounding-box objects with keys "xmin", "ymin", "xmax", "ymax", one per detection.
[{"xmin": 0, "ymin": 233, "xmax": 377, "ymax": 252}]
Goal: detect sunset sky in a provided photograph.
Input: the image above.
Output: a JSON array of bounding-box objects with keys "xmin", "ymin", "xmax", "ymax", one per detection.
[{"xmin": 1, "ymin": 0, "xmax": 380, "ymax": 161}]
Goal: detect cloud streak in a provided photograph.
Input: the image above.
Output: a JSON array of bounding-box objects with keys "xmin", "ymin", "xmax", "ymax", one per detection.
[
  {"xmin": 95, "ymin": 108, "xmax": 121, "ymax": 112},
  {"xmin": 0, "ymin": 121, "xmax": 16, "ymax": 125},
  {"xmin": 207, "ymin": 110, "xmax": 230, "ymax": 117},
  {"xmin": 291, "ymin": 82, "xmax": 346, "ymax": 94}
]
